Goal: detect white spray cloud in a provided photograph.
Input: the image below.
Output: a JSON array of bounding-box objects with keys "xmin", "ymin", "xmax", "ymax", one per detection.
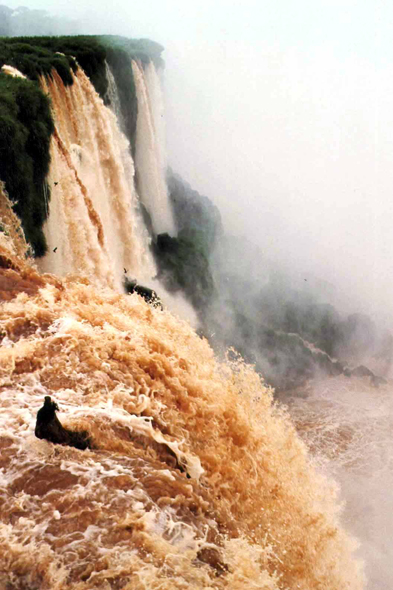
[{"xmin": 6, "ymin": 0, "xmax": 393, "ymax": 321}]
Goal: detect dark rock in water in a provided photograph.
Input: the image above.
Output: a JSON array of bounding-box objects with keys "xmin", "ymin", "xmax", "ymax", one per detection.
[
  {"xmin": 349, "ymin": 365, "xmax": 387, "ymax": 388},
  {"xmin": 351, "ymin": 365, "xmax": 375, "ymax": 378},
  {"xmin": 124, "ymin": 279, "xmax": 163, "ymax": 309},
  {"xmin": 35, "ymin": 396, "xmax": 91, "ymax": 450},
  {"xmin": 196, "ymin": 547, "xmax": 228, "ymax": 576},
  {"xmin": 370, "ymin": 374, "xmax": 387, "ymax": 388}
]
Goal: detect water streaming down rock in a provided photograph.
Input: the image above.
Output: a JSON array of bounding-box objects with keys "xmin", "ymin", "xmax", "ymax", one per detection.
[
  {"xmin": 38, "ymin": 68, "xmax": 155, "ymax": 290},
  {"xmin": 40, "ymin": 125, "xmax": 115, "ymax": 288},
  {"xmin": 144, "ymin": 61, "xmax": 168, "ymax": 175},
  {"xmin": 0, "ymin": 218, "xmax": 365, "ymax": 588},
  {"xmin": 132, "ymin": 60, "xmax": 175, "ymax": 237},
  {"xmin": 0, "ymin": 182, "xmax": 31, "ymax": 263},
  {"xmin": 105, "ymin": 62, "xmax": 126, "ymax": 133}
]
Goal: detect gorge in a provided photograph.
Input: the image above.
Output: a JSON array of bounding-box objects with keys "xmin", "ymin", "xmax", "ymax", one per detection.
[{"xmin": 0, "ymin": 24, "xmax": 389, "ymax": 589}]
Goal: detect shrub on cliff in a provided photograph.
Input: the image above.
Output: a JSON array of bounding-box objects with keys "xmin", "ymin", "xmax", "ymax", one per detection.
[
  {"xmin": 167, "ymin": 169, "xmax": 222, "ymax": 250},
  {"xmin": 0, "ymin": 74, "xmax": 54, "ymax": 256},
  {"xmin": 154, "ymin": 232, "xmax": 215, "ymax": 310},
  {"xmin": 151, "ymin": 171, "xmax": 222, "ymax": 312}
]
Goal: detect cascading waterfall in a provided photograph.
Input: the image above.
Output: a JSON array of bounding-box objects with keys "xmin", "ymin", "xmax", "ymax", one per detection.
[
  {"xmin": 39, "ymin": 68, "xmax": 155, "ymax": 290},
  {"xmin": 39, "ymin": 125, "xmax": 115, "ymax": 287},
  {"xmin": 144, "ymin": 61, "xmax": 168, "ymax": 175},
  {"xmin": 105, "ymin": 62, "xmax": 126, "ymax": 133},
  {"xmin": 0, "ymin": 56, "xmax": 369, "ymax": 589},
  {"xmin": 132, "ymin": 60, "xmax": 175, "ymax": 236}
]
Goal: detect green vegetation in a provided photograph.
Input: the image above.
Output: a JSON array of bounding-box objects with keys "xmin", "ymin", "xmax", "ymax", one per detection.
[
  {"xmin": 0, "ymin": 38, "xmax": 77, "ymax": 85},
  {"xmin": 100, "ymin": 35, "xmax": 164, "ymax": 68},
  {"xmin": 154, "ymin": 232, "xmax": 215, "ymax": 310},
  {"xmin": 0, "ymin": 35, "xmax": 163, "ymax": 97},
  {"xmin": 167, "ymin": 170, "xmax": 222, "ymax": 250},
  {"xmin": 0, "ymin": 73, "xmax": 53, "ymax": 255},
  {"xmin": 0, "ymin": 34, "xmax": 164, "ymax": 159},
  {"xmin": 0, "ymin": 34, "xmax": 164, "ymax": 255},
  {"xmin": 152, "ymin": 171, "xmax": 222, "ymax": 310}
]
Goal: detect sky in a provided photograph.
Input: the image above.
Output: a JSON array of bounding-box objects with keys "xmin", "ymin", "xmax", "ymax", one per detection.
[{"xmin": 4, "ymin": 0, "xmax": 393, "ymax": 320}]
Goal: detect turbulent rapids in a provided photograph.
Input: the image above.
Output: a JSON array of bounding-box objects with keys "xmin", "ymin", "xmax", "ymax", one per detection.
[
  {"xmin": 0, "ymin": 51, "xmax": 365, "ymax": 588},
  {"xmin": 0, "ymin": 224, "xmax": 364, "ymax": 588}
]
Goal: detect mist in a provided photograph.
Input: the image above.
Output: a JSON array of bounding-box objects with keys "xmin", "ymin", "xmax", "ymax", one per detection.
[
  {"xmin": 4, "ymin": 0, "xmax": 393, "ymax": 322},
  {"xmin": 2, "ymin": 3, "xmax": 393, "ymax": 587},
  {"xmin": 162, "ymin": 12, "xmax": 393, "ymax": 324}
]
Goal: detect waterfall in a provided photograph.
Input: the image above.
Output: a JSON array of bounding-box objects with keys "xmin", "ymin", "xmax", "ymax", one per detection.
[
  {"xmin": 0, "ymin": 58, "xmax": 367, "ymax": 589},
  {"xmin": 104, "ymin": 62, "xmax": 125, "ymax": 133},
  {"xmin": 38, "ymin": 125, "xmax": 115, "ymax": 288},
  {"xmin": 39, "ymin": 68, "xmax": 155, "ymax": 290},
  {"xmin": 132, "ymin": 60, "xmax": 175, "ymax": 236},
  {"xmin": 144, "ymin": 60, "xmax": 168, "ymax": 174}
]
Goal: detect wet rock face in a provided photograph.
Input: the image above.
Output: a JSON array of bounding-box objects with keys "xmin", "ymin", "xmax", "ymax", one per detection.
[{"xmin": 35, "ymin": 396, "xmax": 91, "ymax": 450}]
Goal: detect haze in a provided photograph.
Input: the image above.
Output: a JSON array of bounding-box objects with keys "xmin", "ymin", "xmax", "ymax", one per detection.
[{"xmin": 5, "ymin": 0, "xmax": 393, "ymax": 320}]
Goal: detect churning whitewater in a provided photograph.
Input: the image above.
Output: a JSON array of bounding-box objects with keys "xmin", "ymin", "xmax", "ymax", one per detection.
[{"xmin": 0, "ymin": 59, "xmax": 365, "ymax": 589}]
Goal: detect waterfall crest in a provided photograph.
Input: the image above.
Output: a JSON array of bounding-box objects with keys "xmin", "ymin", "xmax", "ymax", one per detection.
[{"xmin": 39, "ymin": 68, "xmax": 155, "ymax": 290}]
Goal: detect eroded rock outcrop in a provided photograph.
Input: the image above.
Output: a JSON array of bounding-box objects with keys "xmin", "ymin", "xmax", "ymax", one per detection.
[{"xmin": 35, "ymin": 396, "xmax": 91, "ymax": 450}]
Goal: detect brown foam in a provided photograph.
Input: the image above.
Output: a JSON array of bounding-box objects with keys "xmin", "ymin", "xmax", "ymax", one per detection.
[{"xmin": 0, "ymin": 263, "xmax": 365, "ymax": 588}]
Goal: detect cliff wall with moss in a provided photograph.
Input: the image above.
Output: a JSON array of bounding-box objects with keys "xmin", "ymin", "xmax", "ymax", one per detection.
[{"xmin": 0, "ymin": 35, "xmax": 163, "ymax": 255}]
